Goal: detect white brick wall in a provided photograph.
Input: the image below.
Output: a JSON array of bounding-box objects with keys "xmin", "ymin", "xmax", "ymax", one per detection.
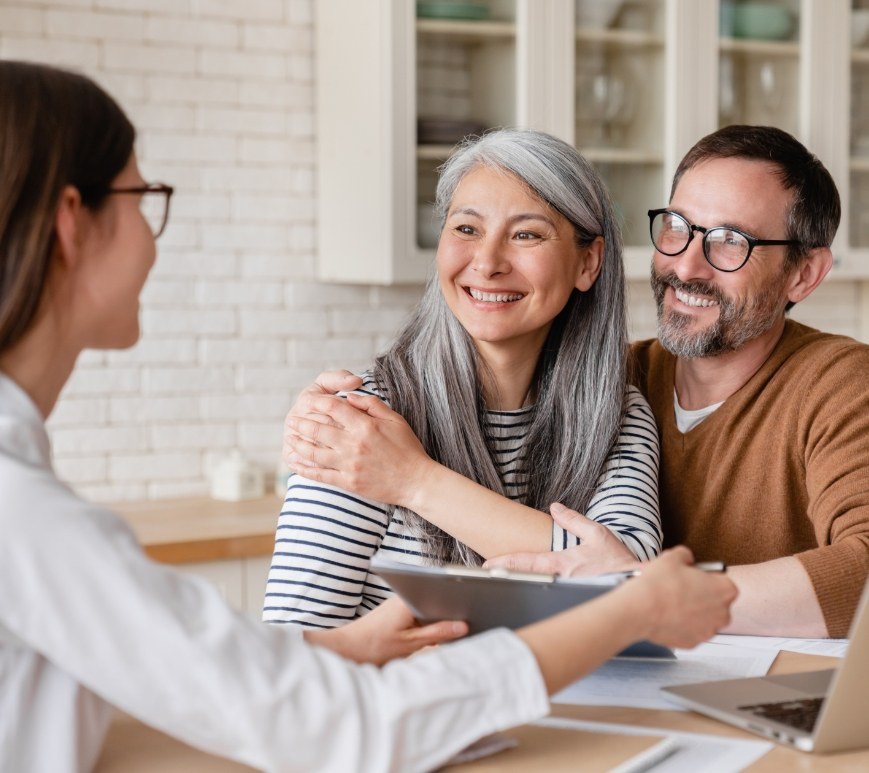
[
  {"xmin": 1, "ymin": 1, "xmax": 865, "ymax": 504},
  {"xmin": 0, "ymin": 0, "xmax": 416, "ymax": 501}
]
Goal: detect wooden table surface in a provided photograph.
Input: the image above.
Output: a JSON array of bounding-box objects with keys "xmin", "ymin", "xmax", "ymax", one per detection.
[
  {"xmin": 109, "ymin": 495, "xmax": 281, "ymax": 564},
  {"xmin": 96, "ymin": 650, "xmax": 869, "ymax": 772}
]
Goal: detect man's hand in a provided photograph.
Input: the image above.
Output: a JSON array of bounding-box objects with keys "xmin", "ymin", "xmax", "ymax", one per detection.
[
  {"xmin": 304, "ymin": 597, "xmax": 468, "ymax": 666},
  {"xmin": 483, "ymin": 503, "xmax": 639, "ymax": 576},
  {"xmin": 284, "ymin": 391, "xmax": 438, "ymax": 509},
  {"xmin": 625, "ymin": 546, "xmax": 738, "ymax": 649},
  {"xmin": 282, "ymin": 370, "xmax": 362, "ymax": 470}
]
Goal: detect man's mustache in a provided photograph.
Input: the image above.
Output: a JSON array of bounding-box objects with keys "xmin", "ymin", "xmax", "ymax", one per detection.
[{"xmin": 652, "ymin": 270, "xmax": 728, "ymax": 308}]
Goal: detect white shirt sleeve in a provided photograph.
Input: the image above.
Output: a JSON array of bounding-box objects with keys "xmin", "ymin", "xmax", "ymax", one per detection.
[
  {"xmin": 551, "ymin": 386, "xmax": 662, "ymax": 560},
  {"xmin": 0, "ymin": 472, "xmax": 549, "ymax": 773}
]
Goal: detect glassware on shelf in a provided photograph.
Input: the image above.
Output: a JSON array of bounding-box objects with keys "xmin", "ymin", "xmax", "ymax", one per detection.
[
  {"xmin": 575, "ymin": 0, "xmax": 624, "ymax": 30},
  {"xmin": 719, "ymin": 54, "xmax": 742, "ymax": 125},
  {"xmin": 721, "ymin": 1, "xmax": 796, "ymax": 42},
  {"xmin": 756, "ymin": 59, "xmax": 784, "ymax": 120},
  {"xmin": 576, "ymin": 62, "xmax": 636, "ymax": 148},
  {"xmin": 851, "ymin": 65, "xmax": 869, "ymax": 156}
]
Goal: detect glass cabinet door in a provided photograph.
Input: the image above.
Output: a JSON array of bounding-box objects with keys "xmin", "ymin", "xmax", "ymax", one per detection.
[
  {"xmin": 851, "ymin": 0, "xmax": 869, "ymax": 250},
  {"xmin": 718, "ymin": 0, "xmax": 801, "ymax": 134},
  {"xmin": 574, "ymin": 0, "xmax": 666, "ymax": 248},
  {"xmin": 415, "ymin": 0, "xmax": 517, "ymax": 250}
]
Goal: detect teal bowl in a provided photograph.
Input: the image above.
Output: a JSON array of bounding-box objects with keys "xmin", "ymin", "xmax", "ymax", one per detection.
[{"xmin": 732, "ymin": 3, "xmax": 794, "ymax": 40}]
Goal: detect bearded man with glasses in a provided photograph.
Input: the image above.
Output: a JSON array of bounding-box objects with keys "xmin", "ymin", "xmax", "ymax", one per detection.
[{"xmin": 482, "ymin": 125, "xmax": 867, "ymax": 639}]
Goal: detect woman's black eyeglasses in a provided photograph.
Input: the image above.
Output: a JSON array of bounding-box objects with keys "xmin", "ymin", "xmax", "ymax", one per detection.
[
  {"xmin": 648, "ymin": 208, "xmax": 799, "ymax": 273},
  {"xmin": 105, "ymin": 183, "xmax": 175, "ymax": 239}
]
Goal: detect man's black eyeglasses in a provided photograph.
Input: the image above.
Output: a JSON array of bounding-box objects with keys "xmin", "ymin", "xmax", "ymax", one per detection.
[{"xmin": 648, "ymin": 208, "xmax": 799, "ymax": 272}]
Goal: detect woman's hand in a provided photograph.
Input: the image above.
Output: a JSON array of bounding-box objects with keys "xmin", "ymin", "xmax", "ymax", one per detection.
[
  {"xmin": 284, "ymin": 389, "xmax": 439, "ymax": 509},
  {"xmin": 483, "ymin": 502, "xmax": 638, "ymax": 576},
  {"xmin": 624, "ymin": 546, "xmax": 738, "ymax": 649},
  {"xmin": 305, "ymin": 597, "xmax": 468, "ymax": 666}
]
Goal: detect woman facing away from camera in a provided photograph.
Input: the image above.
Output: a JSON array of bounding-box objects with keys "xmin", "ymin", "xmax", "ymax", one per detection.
[
  {"xmin": 0, "ymin": 61, "xmax": 737, "ymax": 773},
  {"xmin": 266, "ymin": 129, "xmax": 663, "ymax": 629}
]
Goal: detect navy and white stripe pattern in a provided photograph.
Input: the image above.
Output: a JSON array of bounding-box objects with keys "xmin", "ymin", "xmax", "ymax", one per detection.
[{"xmin": 263, "ymin": 377, "xmax": 661, "ymax": 628}]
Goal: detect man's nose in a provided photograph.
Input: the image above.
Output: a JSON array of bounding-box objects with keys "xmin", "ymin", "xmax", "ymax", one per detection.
[{"xmin": 670, "ymin": 232, "xmax": 716, "ymax": 283}]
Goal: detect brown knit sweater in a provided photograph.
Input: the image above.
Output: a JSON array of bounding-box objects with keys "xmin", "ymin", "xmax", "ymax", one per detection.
[{"xmin": 631, "ymin": 320, "xmax": 869, "ymax": 637}]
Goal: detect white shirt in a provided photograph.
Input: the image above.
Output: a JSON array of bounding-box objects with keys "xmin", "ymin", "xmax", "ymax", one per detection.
[
  {"xmin": 673, "ymin": 389, "xmax": 724, "ymax": 434},
  {"xmin": 0, "ymin": 372, "xmax": 549, "ymax": 773}
]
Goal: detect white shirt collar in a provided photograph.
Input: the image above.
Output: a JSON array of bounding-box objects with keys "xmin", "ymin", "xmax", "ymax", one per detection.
[{"xmin": 0, "ymin": 371, "xmax": 51, "ymax": 469}]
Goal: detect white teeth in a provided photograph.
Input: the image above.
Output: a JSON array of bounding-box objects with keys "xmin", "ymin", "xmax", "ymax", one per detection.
[
  {"xmin": 675, "ymin": 289, "xmax": 718, "ymax": 308},
  {"xmin": 468, "ymin": 288, "xmax": 524, "ymax": 303}
]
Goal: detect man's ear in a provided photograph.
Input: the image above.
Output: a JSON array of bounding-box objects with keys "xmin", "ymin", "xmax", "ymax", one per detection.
[
  {"xmin": 786, "ymin": 246, "xmax": 833, "ymax": 305},
  {"xmin": 575, "ymin": 236, "xmax": 604, "ymax": 292},
  {"xmin": 53, "ymin": 185, "xmax": 86, "ymax": 270}
]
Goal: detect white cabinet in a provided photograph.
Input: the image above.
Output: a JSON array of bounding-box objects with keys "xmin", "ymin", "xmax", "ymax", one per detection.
[
  {"xmin": 182, "ymin": 556, "xmax": 272, "ymax": 620},
  {"xmin": 315, "ymin": 0, "xmax": 869, "ymax": 283}
]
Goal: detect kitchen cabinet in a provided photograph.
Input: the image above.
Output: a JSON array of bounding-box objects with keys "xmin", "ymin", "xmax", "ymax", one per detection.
[
  {"xmin": 111, "ymin": 496, "xmax": 279, "ymax": 621},
  {"xmin": 315, "ymin": 0, "xmax": 868, "ymax": 283}
]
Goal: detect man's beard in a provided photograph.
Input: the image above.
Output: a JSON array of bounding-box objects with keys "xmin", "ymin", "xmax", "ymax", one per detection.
[{"xmin": 650, "ymin": 264, "xmax": 789, "ymax": 358}]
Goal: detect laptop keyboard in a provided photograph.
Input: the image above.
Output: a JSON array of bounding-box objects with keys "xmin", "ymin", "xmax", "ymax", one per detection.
[{"xmin": 738, "ymin": 697, "xmax": 824, "ymax": 734}]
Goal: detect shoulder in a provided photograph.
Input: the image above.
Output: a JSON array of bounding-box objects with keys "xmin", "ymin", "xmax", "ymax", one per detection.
[
  {"xmin": 776, "ymin": 322, "xmax": 869, "ymax": 393},
  {"xmin": 612, "ymin": 386, "xmax": 659, "ymax": 452},
  {"xmin": 342, "ymin": 370, "xmax": 391, "ymax": 406}
]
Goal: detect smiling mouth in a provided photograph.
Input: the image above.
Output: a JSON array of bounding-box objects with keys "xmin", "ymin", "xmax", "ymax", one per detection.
[
  {"xmin": 674, "ymin": 288, "xmax": 718, "ymax": 308},
  {"xmin": 466, "ymin": 287, "xmax": 526, "ymax": 303}
]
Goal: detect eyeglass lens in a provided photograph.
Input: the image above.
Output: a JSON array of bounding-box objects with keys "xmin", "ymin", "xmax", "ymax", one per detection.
[
  {"xmin": 140, "ymin": 192, "xmax": 169, "ymax": 238},
  {"xmin": 651, "ymin": 211, "xmax": 749, "ymax": 270}
]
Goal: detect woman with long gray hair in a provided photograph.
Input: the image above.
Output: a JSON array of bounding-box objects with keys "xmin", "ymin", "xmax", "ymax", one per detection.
[{"xmin": 265, "ymin": 129, "xmax": 661, "ymax": 628}]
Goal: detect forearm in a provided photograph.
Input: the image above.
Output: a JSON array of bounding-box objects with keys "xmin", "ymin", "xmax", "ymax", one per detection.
[
  {"xmin": 723, "ymin": 557, "xmax": 828, "ymax": 637},
  {"xmin": 409, "ymin": 462, "xmax": 553, "ymax": 558},
  {"xmin": 517, "ymin": 585, "xmax": 646, "ymax": 693}
]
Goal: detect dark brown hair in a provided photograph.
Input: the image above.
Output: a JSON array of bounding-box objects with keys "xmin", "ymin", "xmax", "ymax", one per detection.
[
  {"xmin": 672, "ymin": 124, "xmax": 841, "ymax": 268},
  {"xmin": 0, "ymin": 61, "xmax": 135, "ymax": 354}
]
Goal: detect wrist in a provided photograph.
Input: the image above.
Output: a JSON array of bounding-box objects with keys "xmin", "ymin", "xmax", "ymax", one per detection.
[
  {"xmin": 607, "ymin": 581, "xmax": 656, "ymax": 644},
  {"xmin": 305, "ymin": 623, "xmax": 360, "ymax": 662},
  {"xmin": 404, "ymin": 458, "xmax": 446, "ymax": 513}
]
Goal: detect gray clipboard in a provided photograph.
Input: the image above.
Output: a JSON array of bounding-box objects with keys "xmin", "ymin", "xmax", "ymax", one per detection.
[{"xmin": 371, "ymin": 557, "xmax": 675, "ymax": 659}]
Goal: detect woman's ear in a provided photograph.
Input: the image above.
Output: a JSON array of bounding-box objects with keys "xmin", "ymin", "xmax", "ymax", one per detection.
[
  {"xmin": 53, "ymin": 185, "xmax": 87, "ymax": 270},
  {"xmin": 575, "ymin": 236, "xmax": 604, "ymax": 292}
]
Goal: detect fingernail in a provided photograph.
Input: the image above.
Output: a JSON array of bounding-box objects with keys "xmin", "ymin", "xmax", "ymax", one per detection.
[{"xmin": 550, "ymin": 502, "xmax": 566, "ymax": 514}]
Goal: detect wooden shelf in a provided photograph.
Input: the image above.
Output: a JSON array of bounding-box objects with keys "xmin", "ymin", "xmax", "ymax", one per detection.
[
  {"xmin": 850, "ymin": 156, "xmax": 869, "ymax": 172},
  {"xmin": 852, "ymin": 48, "xmax": 869, "ymax": 64},
  {"xmin": 719, "ymin": 37, "xmax": 799, "ymax": 57},
  {"xmin": 581, "ymin": 147, "xmax": 663, "ymax": 165},
  {"xmin": 416, "ymin": 18, "xmax": 515, "ymax": 41},
  {"xmin": 109, "ymin": 495, "xmax": 281, "ymax": 564},
  {"xmin": 575, "ymin": 27, "xmax": 663, "ymax": 48},
  {"xmin": 417, "ymin": 143, "xmax": 457, "ymax": 160}
]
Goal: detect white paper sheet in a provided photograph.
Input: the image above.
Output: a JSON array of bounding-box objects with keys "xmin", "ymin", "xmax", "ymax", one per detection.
[
  {"xmin": 534, "ymin": 716, "xmax": 774, "ymax": 773},
  {"xmin": 553, "ymin": 642, "xmax": 778, "ymax": 711},
  {"xmin": 710, "ymin": 634, "xmax": 849, "ymax": 658}
]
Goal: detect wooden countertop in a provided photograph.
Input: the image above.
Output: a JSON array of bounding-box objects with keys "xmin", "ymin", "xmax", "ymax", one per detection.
[{"xmin": 108, "ymin": 495, "xmax": 282, "ymax": 564}]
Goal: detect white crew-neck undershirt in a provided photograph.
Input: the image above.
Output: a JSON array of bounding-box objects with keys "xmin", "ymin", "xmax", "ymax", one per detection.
[{"xmin": 674, "ymin": 388, "xmax": 724, "ymax": 433}]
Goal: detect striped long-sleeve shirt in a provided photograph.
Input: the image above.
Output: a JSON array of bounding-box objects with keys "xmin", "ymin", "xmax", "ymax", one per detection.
[{"xmin": 263, "ymin": 378, "xmax": 661, "ymax": 629}]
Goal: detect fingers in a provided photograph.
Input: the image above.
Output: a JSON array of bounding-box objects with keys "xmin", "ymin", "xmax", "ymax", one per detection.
[
  {"xmin": 305, "ymin": 394, "xmax": 375, "ymax": 428},
  {"xmin": 549, "ymin": 502, "xmax": 595, "ymax": 537},
  {"xmin": 315, "ymin": 369, "xmax": 362, "ymax": 394},
  {"xmin": 286, "ymin": 435, "xmax": 341, "ymax": 470},
  {"xmin": 287, "ymin": 415, "xmax": 341, "ymax": 447},
  {"xmin": 346, "ymin": 392, "xmax": 397, "ymax": 420},
  {"xmin": 483, "ymin": 552, "xmax": 559, "ymax": 575},
  {"xmin": 405, "ymin": 620, "xmax": 468, "ymax": 648},
  {"xmin": 662, "ymin": 545, "xmax": 695, "ymax": 566}
]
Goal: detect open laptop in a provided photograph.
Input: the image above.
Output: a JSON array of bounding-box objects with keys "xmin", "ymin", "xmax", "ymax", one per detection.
[{"xmin": 662, "ymin": 581, "xmax": 869, "ymax": 753}]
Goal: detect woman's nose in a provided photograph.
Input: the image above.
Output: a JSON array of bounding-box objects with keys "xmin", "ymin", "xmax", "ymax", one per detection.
[{"xmin": 471, "ymin": 237, "xmax": 510, "ymax": 277}]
